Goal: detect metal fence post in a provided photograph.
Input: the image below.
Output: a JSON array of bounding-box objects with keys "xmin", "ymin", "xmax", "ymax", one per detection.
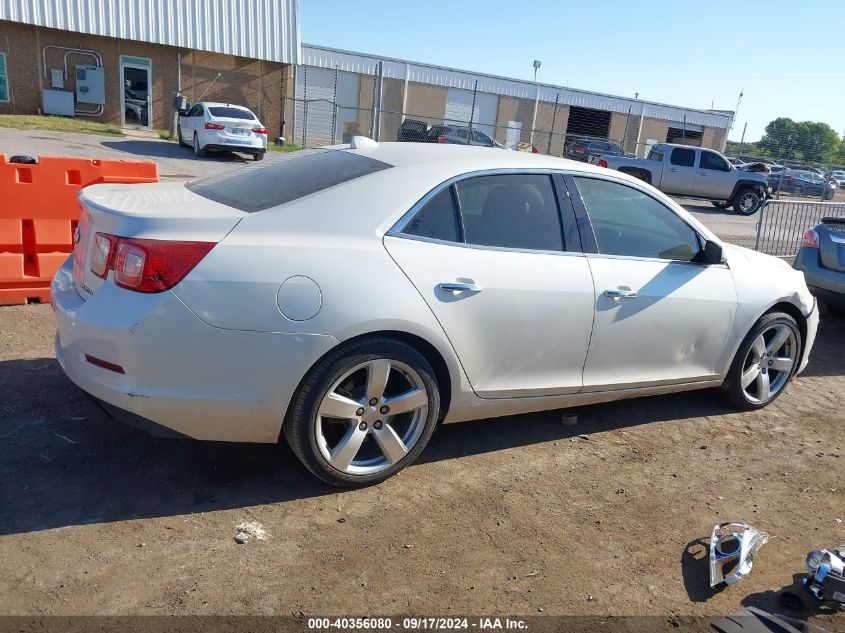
[
  {"xmin": 302, "ymin": 65, "xmax": 308, "ymax": 148},
  {"xmin": 331, "ymin": 66, "xmax": 338, "ymax": 145},
  {"xmin": 373, "ymin": 61, "xmax": 384, "ymax": 141},
  {"xmin": 547, "ymin": 93, "xmax": 559, "ymax": 155},
  {"xmin": 468, "ymin": 80, "xmax": 478, "ymax": 145}
]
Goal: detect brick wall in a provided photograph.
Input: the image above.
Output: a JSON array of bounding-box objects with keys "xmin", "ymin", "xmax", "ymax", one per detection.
[{"xmin": 0, "ymin": 20, "xmax": 286, "ymax": 138}]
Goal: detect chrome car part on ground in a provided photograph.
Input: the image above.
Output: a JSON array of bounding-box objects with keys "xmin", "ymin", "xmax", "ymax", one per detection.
[
  {"xmin": 709, "ymin": 522, "xmax": 769, "ymax": 588},
  {"xmin": 804, "ymin": 545, "xmax": 845, "ymax": 606}
]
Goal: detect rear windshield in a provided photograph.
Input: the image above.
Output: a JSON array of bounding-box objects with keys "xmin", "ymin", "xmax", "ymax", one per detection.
[
  {"xmin": 186, "ymin": 149, "xmax": 393, "ymax": 212},
  {"xmin": 208, "ymin": 107, "xmax": 256, "ymax": 120}
]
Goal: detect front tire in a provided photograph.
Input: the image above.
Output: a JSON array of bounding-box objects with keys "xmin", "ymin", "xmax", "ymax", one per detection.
[
  {"xmin": 253, "ymin": 152, "xmax": 264, "ymax": 161},
  {"xmin": 284, "ymin": 338, "xmax": 441, "ymax": 487},
  {"xmin": 733, "ymin": 187, "xmax": 762, "ymax": 215},
  {"xmin": 722, "ymin": 311, "xmax": 801, "ymax": 410},
  {"xmin": 711, "ymin": 201, "xmax": 732, "ymax": 210},
  {"xmin": 177, "ymin": 125, "xmax": 187, "ymax": 147}
]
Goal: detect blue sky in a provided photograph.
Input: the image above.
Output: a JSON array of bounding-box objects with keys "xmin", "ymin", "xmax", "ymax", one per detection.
[{"xmin": 301, "ymin": 0, "xmax": 844, "ymax": 142}]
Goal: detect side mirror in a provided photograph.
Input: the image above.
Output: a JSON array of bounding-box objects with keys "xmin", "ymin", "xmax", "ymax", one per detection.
[
  {"xmin": 700, "ymin": 240, "xmax": 725, "ymax": 265},
  {"xmin": 175, "ymin": 95, "xmax": 190, "ymax": 115}
]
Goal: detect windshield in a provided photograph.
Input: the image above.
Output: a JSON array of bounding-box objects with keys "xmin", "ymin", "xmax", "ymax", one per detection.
[
  {"xmin": 208, "ymin": 107, "xmax": 256, "ymax": 120},
  {"xmin": 186, "ymin": 149, "xmax": 393, "ymax": 213}
]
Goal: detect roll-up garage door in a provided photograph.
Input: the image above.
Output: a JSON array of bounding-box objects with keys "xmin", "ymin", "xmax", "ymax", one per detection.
[
  {"xmin": 294, "ymin": 66, "xmax": 360, "ymax": 146},
  {"xmin": 444, "ymin": 88, "xmax": 498, "ymax": 138}
]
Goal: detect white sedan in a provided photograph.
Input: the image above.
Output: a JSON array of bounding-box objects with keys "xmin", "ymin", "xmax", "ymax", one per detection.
[
  {"xmin": 177, "ymin": 102, "xmax": 267, "ymax": 161},
  {"xmin": 53, "ymin": 140, "xmax": 819, "ymax": 486}
]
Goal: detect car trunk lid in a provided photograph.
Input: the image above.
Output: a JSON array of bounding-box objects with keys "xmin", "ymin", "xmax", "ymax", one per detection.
[
  {"xmin": 73, "ymin": 182, "xmax": 246, "ymax": 298},
  {"xmin": 818, "ymin": 216, "xmax": 845, "ymax": 273}
]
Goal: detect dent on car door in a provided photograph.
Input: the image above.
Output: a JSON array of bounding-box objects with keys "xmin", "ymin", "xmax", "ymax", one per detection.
[
  {"xmin": 384, "ymin": 172, "xmax": 595, "ymax": 398},
  {"xmin": 569, "ymin": 175, "xmax": 738, "ymax": 390}
]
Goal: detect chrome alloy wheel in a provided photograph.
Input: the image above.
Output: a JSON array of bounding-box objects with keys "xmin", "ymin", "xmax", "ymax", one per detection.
[
  {"xmin": 738, "ymin": 191, "xmax": 759, "ymax": 213},
  {"xmin": 315, "ymin": 359, "xmax": 430, "ymax": 475},
  {"xmin": 740, "ymin": 323, "xmax": 798, "ymax": 403}
]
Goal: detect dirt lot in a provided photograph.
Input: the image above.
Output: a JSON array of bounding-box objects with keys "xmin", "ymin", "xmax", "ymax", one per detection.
[
  {"xmin": 1, "ymin": 303, "xmax": 843, "ymax": 628},
  {"xmin": 1, "ymin": 128, "xmax": 844, "ymax": 628}
]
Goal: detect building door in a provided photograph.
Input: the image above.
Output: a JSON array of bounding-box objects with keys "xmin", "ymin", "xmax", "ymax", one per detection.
[
  {"xmin": 294, "ymin": 66, "xmax": 360, "ymax": 146},
  {"xmin": 120, "ymin": 56, "xmax": 152, "ymax": 129},
  {"xmin": 505, "ymin": 121, "xmax": 522, "ymax": 149},
  {"xmin": 444, "ymin": 88, "xmax": 498, "ymax": 138}
]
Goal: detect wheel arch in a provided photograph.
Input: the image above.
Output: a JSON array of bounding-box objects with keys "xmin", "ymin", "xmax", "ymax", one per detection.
[
  {"xmin": 768, "ymin": 301, "xmax": 808, "ymax": 357},
  {"xmin": 281, "ymin": 329, "xmax": 454, "ymax": 438},
  {"xmin": 618, "ymin": 167, "xmax": 652, "ymax": 184}
]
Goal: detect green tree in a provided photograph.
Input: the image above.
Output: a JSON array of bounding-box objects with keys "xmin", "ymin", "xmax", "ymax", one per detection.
[{"xmin": 757, "ymin": 117, "xmax": 840, "ymax": 164}]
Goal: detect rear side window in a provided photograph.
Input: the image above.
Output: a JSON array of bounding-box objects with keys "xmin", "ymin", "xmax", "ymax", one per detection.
[
  {"xmin": 456, "ymin": 174, "xmax": 563, "ymax": 251},
  {"xmin": 208, "ymin": 107, "xmax": 256, "ymax": 120},
  {"xmin": 670, "ymin": 148, "xmax": 695, "ymax": 167},
  {"xmin": 187, "ymin": 149, "xmax": 392, "ymax": 212},
  {"xmin": 402, "ymin": 188, "xmax": 461, "ymax": 242},
  {"xmin": 648, "ymin": 148, "xmax": 664, "ymax": 162}
]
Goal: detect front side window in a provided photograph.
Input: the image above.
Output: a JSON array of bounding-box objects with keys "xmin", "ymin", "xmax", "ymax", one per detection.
[
  {"xmin": 455, "ymin": 174, "xmax": 563, "ymax": 251},
  {"xmin": 402, "ymin": 187, "xmax": 461, "ymax": 242},
  {"xmin": 472, "ymin": 130, "xmax": 493, "ymax": 145},
  {"xmin": 573, "ymin": 177, "xmax": 701, "ymax": 261},
  {"xmin": 699, "ymin": 151, "xmax": 729, "ymax": 171},
  {"xmin": 454, "ymin": 128, "xmax": 468, "ymax": 140},
  {"xmin": 670, "ymin": 148, "xmax": 696, "ymax": 167}
]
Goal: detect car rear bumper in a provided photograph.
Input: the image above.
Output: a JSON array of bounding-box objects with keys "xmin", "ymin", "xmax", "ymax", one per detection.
[
  {"xmin": 52, "ymin": 257, "xmax": 339, "ymax": 443},
  {"xmin": 204, "ymin": 144, "xmax": 266, "ymax": 154},
  {"xmin": 794, "ymin": 247, "xmax": 845, "ymax": 298}
]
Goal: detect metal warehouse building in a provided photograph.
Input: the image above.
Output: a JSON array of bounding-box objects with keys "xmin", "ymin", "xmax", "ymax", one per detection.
[
  {"xmin": 289, "ymin": 44, "xmax": 734, "ymax": 157},
  {"xmin": 0, "ymin": 0, "xmax": 300, "ymax": 137}
]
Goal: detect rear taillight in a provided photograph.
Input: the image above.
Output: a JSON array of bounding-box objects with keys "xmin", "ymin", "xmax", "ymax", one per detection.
[
  {"xmin": 90, "ymin": 232, "xmax": 118, "ymax": 278},
  {"xmin": 575, "ymin": 147, "xmax": 585, "ymax": 153},
  {"xmin": 437, "ymin": 135, "xmax": 447, "ymax": 143},
  {"xmin": 205, "ymin": 122, "xmax": 225, "ymax": 130},
  {"xmin": 89, "ymin": 233, "xmax": 215, "ymax": 293},
  {"xmin": 252, "ymin": 127, "xmax": 267, "ymax": 135},
  {"xmin": 801, "ymin": 228, "xmax": 820, "ymax": 249},
  {"xmin": 598, "ymin": 159, "xmax": 608, "ymax": 168}
]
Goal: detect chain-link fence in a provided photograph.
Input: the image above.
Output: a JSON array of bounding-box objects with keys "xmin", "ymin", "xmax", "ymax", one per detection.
[
  {"xmin": 726, "ymin": 120, "xmax": 845, "ymax": 204},
  {"xmin": 280, "ymin": 68, "xmax": 710, "ymax": 163}
]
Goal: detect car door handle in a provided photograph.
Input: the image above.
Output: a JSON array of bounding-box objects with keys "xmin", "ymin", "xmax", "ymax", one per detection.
[
  {"xmin": 438, "ymin": 282, "xmax": 483, "ymax": 294},
  {"xmin": 604, "ymin": 288, "xmax": 638, "ymax": 300},
  {"xmin": 669, "ymin": 168, "xmax": 678, "ymax": 172}
]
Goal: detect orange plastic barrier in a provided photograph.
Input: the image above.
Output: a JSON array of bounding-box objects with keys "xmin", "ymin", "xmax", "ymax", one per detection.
[{"xmin": 0, "ymin": 155, "xmax": 158, "ymax": 305}]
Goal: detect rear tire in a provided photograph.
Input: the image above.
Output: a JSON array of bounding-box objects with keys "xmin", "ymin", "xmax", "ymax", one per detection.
[
  {"xmin": 733, "ymin": 187, "xmax": 761, "ymax": 215},
  {"xmin": 722, "ymin": 311, "xmax": 801, "ymax": 410},
  {"xmin": 193, "ymin": 133, "xmax": 206, "ymax": 157},
  {"xmin": 284, "ymin": 337, "xmax": 441, "ymax": 487},
  {"xmin": 253, "ymin": 152, "xmax": 264, "ymax": 161}
]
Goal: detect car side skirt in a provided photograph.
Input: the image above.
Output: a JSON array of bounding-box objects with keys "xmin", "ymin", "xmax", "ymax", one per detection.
[{"xmin": 442, "ymin": 378, "xmax": 723, "ymax": 424}]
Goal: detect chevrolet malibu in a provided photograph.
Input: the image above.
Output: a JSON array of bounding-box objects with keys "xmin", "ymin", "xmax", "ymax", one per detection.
[{"xmin": 53, "ymin": 139, "xmax": 819, "ymax": 486}]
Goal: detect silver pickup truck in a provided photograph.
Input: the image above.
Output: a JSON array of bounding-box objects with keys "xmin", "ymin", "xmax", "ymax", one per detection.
[{"xmin": 598, "ymin": 143, "xmax": 769, "ymax": 215}]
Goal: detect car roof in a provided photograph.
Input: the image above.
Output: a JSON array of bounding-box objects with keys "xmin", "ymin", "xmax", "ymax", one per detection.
[
  {"xmin": 200, "ymin": 102, "xmax": 253, "ymax": 110},
  {"xmin": 342, "ymin": 141, "xmax": 612, "ymax": 174}
]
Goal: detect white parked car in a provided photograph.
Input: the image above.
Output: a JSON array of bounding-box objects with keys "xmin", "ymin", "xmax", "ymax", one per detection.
[
  {"xmin": 177, "ymin": 102, "xmax": 267, "ymax": 161},
  {"xmin": 53, "ymin": 140, "xmax": 819, "ymax": 486}
]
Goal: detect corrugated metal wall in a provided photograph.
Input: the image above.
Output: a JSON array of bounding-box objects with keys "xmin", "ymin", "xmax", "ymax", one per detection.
[
  {"xmin": 0, "ymin": 0, "xmax": 300, "ymax": 63},
  {"xmin": 301, "ymin": 43, "xmax": 733, "ymax": 130}
]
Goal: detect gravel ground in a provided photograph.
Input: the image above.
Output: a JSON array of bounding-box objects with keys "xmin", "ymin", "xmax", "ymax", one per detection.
[
  {"xmin": 0, "ymin": 305, "xmax": 843, "ymax": 629},
  {"xmin": 1, "ymin": 129, "xmax": 844, "ymax": 629}
]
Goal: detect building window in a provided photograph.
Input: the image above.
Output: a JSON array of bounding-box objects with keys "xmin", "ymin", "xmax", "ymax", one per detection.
[{"xmin": 0, "ymin": 53, "xmax": 8, "ymax": 102}]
